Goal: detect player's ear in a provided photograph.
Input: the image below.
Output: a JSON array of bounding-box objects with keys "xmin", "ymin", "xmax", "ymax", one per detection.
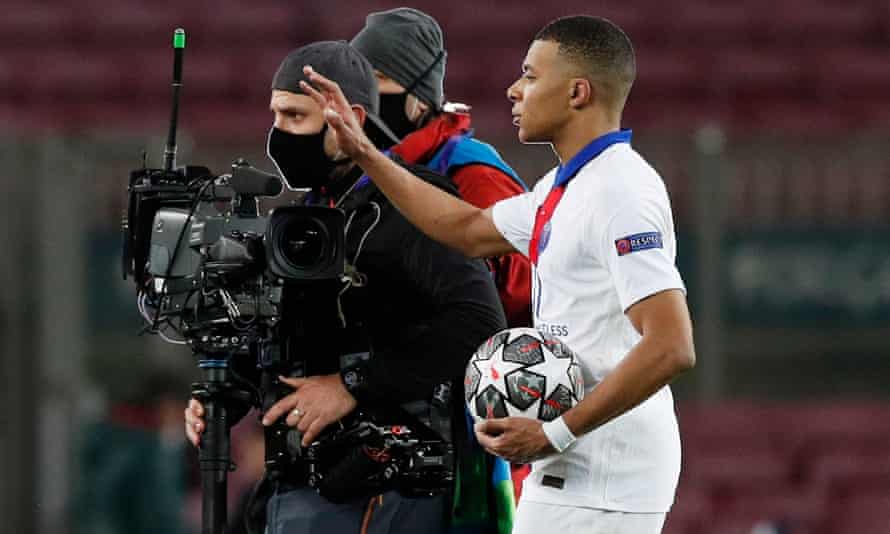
[{"xmin": 569, "ymin": 78, "xmax": 592, "ymax": 109}]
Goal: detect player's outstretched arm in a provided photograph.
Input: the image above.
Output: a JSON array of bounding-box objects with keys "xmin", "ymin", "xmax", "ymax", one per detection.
[{"xmin": 300, "ymin": 67, "xmax": 516, "ymax": 259}]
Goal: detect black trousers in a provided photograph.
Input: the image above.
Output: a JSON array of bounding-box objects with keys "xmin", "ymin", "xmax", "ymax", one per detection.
[{"xmin": 265, "ymin": 488, "xmax": 448, "ymax": 534}]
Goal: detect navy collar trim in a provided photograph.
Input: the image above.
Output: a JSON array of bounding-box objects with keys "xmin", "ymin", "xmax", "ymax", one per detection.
[{"xmin": 554, "ymin": 128, "xmax": 632, "ymax": 188}]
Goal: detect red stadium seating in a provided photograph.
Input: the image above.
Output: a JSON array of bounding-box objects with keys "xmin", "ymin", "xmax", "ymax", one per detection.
[
  {"xmin": 713, "ymin": 48, "xmax": 807, "ymax": 96},
  {"xmin": 705, "ymin": 516, "xmax": 814, "ymax": 534},
  {"xmin": 634, "ymin": 50, "xmax": 713, "ymax": 95},
  {"xmin": 664, "ymin": 484, "xmax": 712, "ymax": 534},
  {"xmin": 816, "ymin": 48, "xmax": 890, "ymax": 97},
  {"xmin": 229, "ymin": 44, "xmax": 304, "ymax": 99},
  {"xmin": 719, "ymin": 486, "xmax": 827, "ymax": 529},
  {"xmin": 806, "ymin": 450, "xmax": 890, "ymax": 494},
  {"xmin": 828, "ymin": 491, "xmax": 890, "ymax": 534},
  {"xmin": 0, "ymin": 55, "xmax": 16, "ymax": 98},
  {"xmin": 668, "ymin": 3, "xmax": 756, "ymax": 45},
  {"xmin": 14, "ymin": 51, "xmax": 121, "ymax": 100},
  {"xmin": 760, "ymin": 2, "xmax": 877, "ymax": 44},
  {"xmin": 179, "ymin": 100, "xmax": 272, "ymax": 143},
  {"xmin": 771, "ymin": 402, "xmax": 890, "ymax": 456},
  {"xmin": 0, "ymin": 4, "xmax": 76, "ymax": 46},
  {"xmin": 2, "ymin": 1, "xmax": 889, "ymax": 138},
  {"xmin": 731, "ymin": 100, "xmax": 860, "ymax": 135},
  {"xmin": 202, "ymin": 4, "xmax": 306, "ymax": 44},
  {"xmin": 685, "ymin": 447, "xmax": 792, "ymax": 492},
  {"xmin": 71, "ymin": 4, "xmax": 186, "ymax": 47},
  {"xmin": 671, "ymin": 403, "xmax": 890, "ymax": 533},
  {"xmin": 679, "ymin": 402, "xmax": 780, "ymax": 454}
]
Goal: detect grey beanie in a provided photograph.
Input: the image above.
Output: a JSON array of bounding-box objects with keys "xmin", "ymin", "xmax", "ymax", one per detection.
[{"xmin": 350, "ymin": 8, "xmax": 447, "ymax": 110}]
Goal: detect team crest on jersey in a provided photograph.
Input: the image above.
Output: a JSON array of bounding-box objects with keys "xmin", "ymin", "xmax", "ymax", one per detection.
[
  {"xmin": 538, "ymin": 221, "xmax": 552, "ymax": 254},
  {"xmin": 615, "ymin": 231, "xmax": 663, "ymax": 256}
]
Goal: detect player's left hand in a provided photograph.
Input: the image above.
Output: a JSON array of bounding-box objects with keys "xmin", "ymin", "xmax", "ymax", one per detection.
[
  {"xmin": 262, "ymin": 374, "xmax": 357, "ymax": 447},
  {"xmin": 474, "ymin": 417, "xmax": 556, "ymax": 464}
]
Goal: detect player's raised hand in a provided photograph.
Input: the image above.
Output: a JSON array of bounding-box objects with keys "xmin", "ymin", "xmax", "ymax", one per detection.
[{"xmin": 300, "ymin": 66, "xmax": 375, "ymax": 162}]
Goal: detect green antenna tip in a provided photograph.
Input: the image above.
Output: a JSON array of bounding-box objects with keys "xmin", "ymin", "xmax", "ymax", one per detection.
[{"xmin": 173, "ymin": 28, "xmax": 186, "ymax": 49}]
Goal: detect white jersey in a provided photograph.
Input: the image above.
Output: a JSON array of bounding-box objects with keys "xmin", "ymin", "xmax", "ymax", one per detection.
[{"xmin": 491, "ymin": 141, "xmax": 685, "ymax": 513}]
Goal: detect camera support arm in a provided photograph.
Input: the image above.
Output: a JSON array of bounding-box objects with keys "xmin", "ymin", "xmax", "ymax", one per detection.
[{"xmin": 191, "ymin": 359, "xmax": 254, "ymax": 534}]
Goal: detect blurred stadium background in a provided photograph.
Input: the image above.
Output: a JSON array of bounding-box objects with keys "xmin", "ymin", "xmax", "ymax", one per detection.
[{"xmin": 1, "ymin": 0, "xmax": 889, "ymax": 533}]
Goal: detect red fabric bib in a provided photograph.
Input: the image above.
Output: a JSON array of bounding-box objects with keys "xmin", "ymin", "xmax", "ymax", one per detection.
[{"xmin": 528, "ymin": 186, "xmax": 565, "ymax": 265}]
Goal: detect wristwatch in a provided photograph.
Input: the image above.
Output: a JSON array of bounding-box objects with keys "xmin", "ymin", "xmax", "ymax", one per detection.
[{"xmin": 340, "ymin": 365, "xmax": 368, "ymax": 397}]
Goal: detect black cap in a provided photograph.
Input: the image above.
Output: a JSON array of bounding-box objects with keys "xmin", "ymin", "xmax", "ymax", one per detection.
[{"xmin": 271, "ymin": 41, "xmax": 379, "ymax": 115}]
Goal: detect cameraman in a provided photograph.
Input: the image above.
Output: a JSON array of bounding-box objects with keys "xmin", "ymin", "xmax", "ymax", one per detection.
[
  {"xmin": 353, "ymin": 8, "xmax": 533, "ymax": 330},
  {"xmin": 185, "ymin": 41, "xmax": 507, "ymax": 534}
]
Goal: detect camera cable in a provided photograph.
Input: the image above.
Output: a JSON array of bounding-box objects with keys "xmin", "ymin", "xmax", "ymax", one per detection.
[
  {"xmin": 150, "ymin": 177, "xmax": 215, "ymax": 332},
  {"xmin": 335, "ymin": 202, "xmax": 380, "ymax": 327}
]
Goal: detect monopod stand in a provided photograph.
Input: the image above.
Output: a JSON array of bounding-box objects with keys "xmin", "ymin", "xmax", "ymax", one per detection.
[{"xmin": 191, "ymin": 359, "xmax": 254, "ymax": 534}]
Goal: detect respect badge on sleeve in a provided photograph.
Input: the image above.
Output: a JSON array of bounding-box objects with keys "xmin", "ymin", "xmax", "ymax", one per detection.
[{"xmin": 615, "ymin": 231, "xmax": 663, "ymax": 256}]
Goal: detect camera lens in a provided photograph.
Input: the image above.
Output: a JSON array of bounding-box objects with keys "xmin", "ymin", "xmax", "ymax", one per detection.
[
  {"xmin": 266, "ymin": 206, "xmax": 345, "ymax": 281},
  {"xmin": 278, "ymin": 217, "xmax": 327, "ymax": 269}
]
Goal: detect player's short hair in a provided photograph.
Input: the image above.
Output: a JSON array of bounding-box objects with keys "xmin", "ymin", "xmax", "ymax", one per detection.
[{"xmin": 534, "ymin": 16, "xmax": 636, "ymax": 114}]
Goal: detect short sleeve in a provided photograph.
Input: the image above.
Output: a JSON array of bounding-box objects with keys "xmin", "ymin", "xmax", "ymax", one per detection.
[
  {"xmin": 594, "ymin": 198, "xmax": 686, "ymax": 311},
  {"xmin": 491, "ymin": 191, "xmax": 538, "ymax": 258}
]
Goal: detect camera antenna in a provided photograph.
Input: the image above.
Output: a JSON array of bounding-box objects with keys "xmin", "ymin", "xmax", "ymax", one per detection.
[{"xmin": 163, "ymin": 28, "xmax": 186, "ymax": 172}]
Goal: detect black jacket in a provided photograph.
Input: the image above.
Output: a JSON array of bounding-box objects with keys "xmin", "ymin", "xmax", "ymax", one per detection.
[{"xmin": 321, "ymin": 161, "xmax": 507, "ymax": 405}]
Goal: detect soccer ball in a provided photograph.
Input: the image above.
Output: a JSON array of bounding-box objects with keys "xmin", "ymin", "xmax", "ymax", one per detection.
[{"xmin": 465, "ymin": 328, "xmax": 584, "ymax": 422}]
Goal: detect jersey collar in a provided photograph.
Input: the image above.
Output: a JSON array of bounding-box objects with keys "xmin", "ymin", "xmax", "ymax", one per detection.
[{"xmin": 554, "ymin": 128, "xmax": 632, "ymax": 188}]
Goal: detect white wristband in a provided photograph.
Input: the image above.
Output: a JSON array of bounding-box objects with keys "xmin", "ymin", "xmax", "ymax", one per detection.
[{"xmin": 542, "ymin": 416, "xmax": 577, "ymax": 453}]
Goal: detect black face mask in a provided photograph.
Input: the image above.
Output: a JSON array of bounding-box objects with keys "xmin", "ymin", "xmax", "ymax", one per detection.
[
  {"xmin": 266, "ymin": 126, "xmax": 348, "ymax": 190},
  {"xmin": 379, "ymin": 92, "xmax": 418, "ymax": 141}
]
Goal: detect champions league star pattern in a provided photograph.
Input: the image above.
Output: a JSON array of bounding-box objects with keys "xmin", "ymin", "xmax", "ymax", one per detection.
[{"xmin": 465, "ymin": 328, "xmax": 584, "ymax": 421}]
